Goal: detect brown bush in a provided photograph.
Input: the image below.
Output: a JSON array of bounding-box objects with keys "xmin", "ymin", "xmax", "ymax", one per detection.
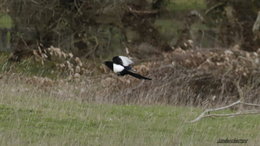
[
  {"xmin": 3, "ymin": 47, "xmax": 259, "ymax": 108},
  {"xmin": 84, "ymin": 47, "xmax": 260, "ymax": 107}
]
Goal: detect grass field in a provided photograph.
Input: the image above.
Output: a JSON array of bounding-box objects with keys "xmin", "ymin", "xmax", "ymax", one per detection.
[{"xmin": 0, "ymin": 78, "xmax": 259, "ymax": 146}]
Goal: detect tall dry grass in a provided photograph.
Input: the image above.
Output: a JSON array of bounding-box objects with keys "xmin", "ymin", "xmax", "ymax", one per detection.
[{"xmin": 9, "ymin": 47, "xmax": 258, "ymax": 108}]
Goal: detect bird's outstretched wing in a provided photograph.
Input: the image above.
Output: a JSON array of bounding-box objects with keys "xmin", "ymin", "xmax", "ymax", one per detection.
[
  {"xmin": 122, "ymin": 70, "xmax": 151, "ymax": 80},
  {"xmin": 113, "ymin": 56, "xmax": 133, "ymax": 66}
]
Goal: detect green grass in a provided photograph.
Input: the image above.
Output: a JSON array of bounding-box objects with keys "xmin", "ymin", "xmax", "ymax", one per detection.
[
  {"xmin": 0, "ymin": 53, "xmax": 62, "ymax": 79},
  {"xmin": 0, "ymin": 14, "xmax": 12, "ymax": 51},
  {"xmin": 0, "ymin": 81, "xmax": 259, "ymax": 146},
  {"xmin": 0, "ymin": 14, "xmax": 12, "ymax": 28},
  {"xmin": 168, "ymin": 0, "xmax": 206, "ymax": 11}
]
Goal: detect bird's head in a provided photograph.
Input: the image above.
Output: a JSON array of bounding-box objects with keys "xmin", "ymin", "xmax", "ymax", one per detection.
[{"xmin": 104, "ymin": 61, "xmax": 113, "ymax": 70}]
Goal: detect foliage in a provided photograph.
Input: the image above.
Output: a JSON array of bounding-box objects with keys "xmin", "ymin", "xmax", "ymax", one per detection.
[
  {"xmin": 204, "ymin": 0, "xmax": 260, "ymax": 51},
  {"xmin": 0, "ymin": 14, "xmax": 12, "ymax": 28},
  {"xmin": 4, "ymin": 0, "xmax": 171, "ymax": 59}
]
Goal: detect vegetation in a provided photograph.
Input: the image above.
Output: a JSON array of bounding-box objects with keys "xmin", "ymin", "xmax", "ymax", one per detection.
[
  {"xmin": 0, "ymin": 0, "xmax": 259, "ymax": 145},
  {"xmin": 0, "ymin": 53, "xmax": 59, "ymax": 78},
  {"xmin": 0, "ymin": 14, "xmax": 12, "ymax": 28},
  {"xmin": 0, "ymin": 80, "xmax": 259, "ymax": 145},
  {"xmin": 2, "ymin": 0, "xmax": 259, "ymax": 58},
  {"xmin": 167, "ymin": 0, "xmax": 206, "ymax": 10}
]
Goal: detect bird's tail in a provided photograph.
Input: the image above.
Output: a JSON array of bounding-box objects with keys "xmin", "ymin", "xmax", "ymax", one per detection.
[{"xmin": 125, "ymin": 70, "xmax": 152, "ymax": 80}]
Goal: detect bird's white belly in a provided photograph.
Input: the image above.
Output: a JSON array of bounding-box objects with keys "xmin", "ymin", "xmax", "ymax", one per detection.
[{"xmin": 113, "ymin": 64, "xmax": 124, "ymax": 73}]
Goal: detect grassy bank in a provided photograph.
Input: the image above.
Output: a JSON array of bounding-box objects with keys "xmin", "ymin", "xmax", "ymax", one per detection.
[{"xmin": 0, "ymin": 79, "xmax": 259, "ymax": 146}]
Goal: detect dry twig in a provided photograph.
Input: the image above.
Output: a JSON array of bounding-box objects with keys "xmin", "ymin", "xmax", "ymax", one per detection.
[
  {"xmin": 127, "ymin": 6, "xmax": 158, "ymax": 15},
  {"xmin": 189, "ymin": 100, "xmax": 260, "ymax": 123}
]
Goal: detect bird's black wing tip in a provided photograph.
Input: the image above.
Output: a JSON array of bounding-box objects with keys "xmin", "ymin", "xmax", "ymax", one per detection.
[
  {"xmin": 124, "ymin": 70, "xmax": 152, "ymax": 80},
  {"xmin": 143, "ymin": 77, "xmax": 152, "ymax": 80}
]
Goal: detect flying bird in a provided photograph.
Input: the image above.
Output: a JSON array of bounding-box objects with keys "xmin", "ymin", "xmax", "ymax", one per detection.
[
  {"xmin": 112, "ymin": 56, "xmax": 133, "ymax": 70},
  {"xmin": 104, "ymin": 56, "xmax": 151, "ymax": 80}
]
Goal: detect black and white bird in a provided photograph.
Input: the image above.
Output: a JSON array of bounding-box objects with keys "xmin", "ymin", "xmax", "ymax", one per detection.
[{"xmin": 104, "ymin": 56, "xmax": 151, "ymax": 80}]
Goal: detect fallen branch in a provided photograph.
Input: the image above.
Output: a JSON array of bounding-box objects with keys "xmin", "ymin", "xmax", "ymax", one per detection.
[
  {"xmin": 202, "ymin": 110, "xmax": 260, "ymax": 118},
  {"xmin": 189, "ymin": 100, "xmax": 260, "ymax": 123}
]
